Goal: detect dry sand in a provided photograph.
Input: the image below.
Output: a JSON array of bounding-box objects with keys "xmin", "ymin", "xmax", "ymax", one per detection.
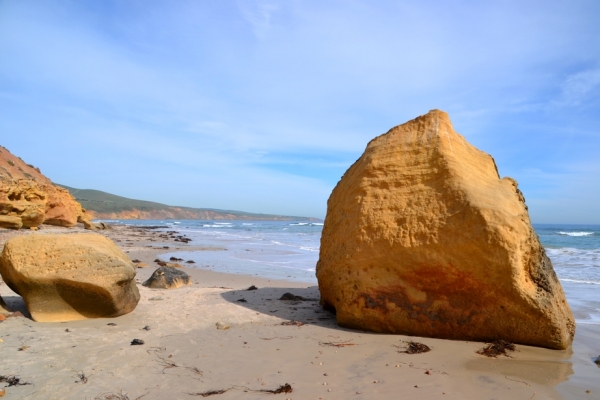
[{"xmin": 0, "ymin": 225, "xmax": 598, "ymax": 399}]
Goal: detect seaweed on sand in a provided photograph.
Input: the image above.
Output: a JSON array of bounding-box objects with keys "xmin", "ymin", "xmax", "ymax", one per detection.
[
  {"xmin": 476, "ymin": 340, "xmax": 516, "ymax": 358},
  {"xmin": 0, "ymin": 375, "xmax": 31, "ymax": 387},
  {"xmin": 395, "ymin": 341, "xmax": 431, "ymax": 354}
]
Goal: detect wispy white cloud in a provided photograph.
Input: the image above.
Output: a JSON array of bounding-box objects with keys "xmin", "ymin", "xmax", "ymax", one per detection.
[
  {"xmin": 560, "ymin": 67, "xmax": 600, "ymax": 106},
  {"xmin": 237, "ymin": 0, "xmax": 279, "ymax": 39}
]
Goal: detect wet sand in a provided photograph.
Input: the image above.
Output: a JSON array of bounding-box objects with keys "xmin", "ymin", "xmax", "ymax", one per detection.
[{"xmin": 0, "ymin": 225, "xmax": 598, "ymax": 399}]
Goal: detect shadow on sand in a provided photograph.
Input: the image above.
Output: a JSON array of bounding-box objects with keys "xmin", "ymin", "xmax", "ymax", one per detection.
[
  {"xmin": 2, "ymin": 295, "xmax": 32, "ymax": 319},
  {"xmin": 219, "ymin": 285, "xmax": 354, "ymax": 332}
]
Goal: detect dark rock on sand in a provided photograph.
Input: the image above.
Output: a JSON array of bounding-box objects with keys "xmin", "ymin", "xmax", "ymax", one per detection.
[
  {"xmin": 142, "ymin": 266, "xmax": 191, "ymax": 289},
  {"xmin": 280, "ymin": 293, "xmax": 307, "ymax": 301}
]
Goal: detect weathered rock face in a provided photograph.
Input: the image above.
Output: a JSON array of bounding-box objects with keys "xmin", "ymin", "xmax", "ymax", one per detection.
[
  {"xmin": 0, "ymin": 215, "xmax": 23, "ymax": 230},
  {"xmin": 143, "ymin": 266, "xmax": 191, "ymax": 289},
  {"xmin": 0, "ymin": 146, "xmax": 92, "ymax": 229},
  {"xmin": 316, "ymin": 110, "xmax": 575, "ymax": 350},
  {"xmin": 0, "ymin": 233, "xmax": 140, "ymax": 322}
]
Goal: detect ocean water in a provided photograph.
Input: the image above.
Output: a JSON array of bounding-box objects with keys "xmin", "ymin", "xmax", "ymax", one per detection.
[
  {"xmin": 105, "ymin": 220, "xmax": 600, "ymax": 325},
  {"xmin": 107, "ymin": 220, "xmax": 323, "ymax": 282}
]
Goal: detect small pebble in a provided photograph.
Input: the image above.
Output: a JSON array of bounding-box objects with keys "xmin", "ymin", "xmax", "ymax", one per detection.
[
  {"xmin": 0, "ymin": 388, "xmax": 5, "ymax": 397},
  {"xmin": 216, "ymin": 322, "xmax": 230, "ymax": 330},
  {"xmin": 130, "ymin": 339, "xmax": 144, "ymax": 345}
]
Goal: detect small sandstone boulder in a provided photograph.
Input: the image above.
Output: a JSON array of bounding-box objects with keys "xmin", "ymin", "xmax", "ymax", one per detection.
[
  {"xmin": 0, "ymin": 215, "xmax": 22, "ymax": 230},
  {"xmin": 142, "ymin": 266, "xmax": 191, "ymax": 289},
  {"xmin": 0, "ymin": 233, "xmax": 140, "ymax": 322},
  {"xmin": 317, "ymin": 110, "xmax": 575, "ymax": 350},
  {"xmin": 79, "ymin": 217, "xmax": 110, "ymax": 231}
]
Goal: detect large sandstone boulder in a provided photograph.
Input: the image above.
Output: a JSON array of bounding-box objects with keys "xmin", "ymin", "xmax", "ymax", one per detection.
[
  {"xmin": 0, "ymin": 233, "xmax": 140, "ymax": 322},
  {"xmin": 316, "ymin": 110, "xmax": 575, "ymax": 350}
]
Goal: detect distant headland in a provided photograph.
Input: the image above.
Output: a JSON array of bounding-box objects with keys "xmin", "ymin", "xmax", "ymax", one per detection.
[{"xmin": 58, "ymin": 184, "xmax": 320, "ymax": 221}]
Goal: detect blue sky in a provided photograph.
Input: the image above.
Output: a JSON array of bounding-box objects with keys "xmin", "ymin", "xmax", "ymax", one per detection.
[{"xmin": 1, "ymin": 0, "xmax": 599, "ymax": 222}]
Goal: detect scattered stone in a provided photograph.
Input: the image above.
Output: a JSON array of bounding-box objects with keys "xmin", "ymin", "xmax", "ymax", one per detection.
[
  {"xmin": 0, "ymin": 388, "xmax": 4, "ymax": 397},
  {"xmin": 142, "ymin": 266, "xmax": 191, "ymax": 289},
  {"xmin": 0, "ymin": 233, "xmax": 139, "ymax": 322},
  {"xmin": 136, "ymin": 262, "xmax": 150, "ymax": 268},
  {"xmin": 142, "ymin": 325, "xmax": 151, "ymax": 331},
  {"xmin": 107, "ymin": 323, "xmax": 117, "ymax": 326},
  {"xmin": 29, "ymin": 226, "xmax": 38, "ymax": 231},
  {"xmin": 131, "ymin": 259, "xmax": 141, "ymax": 263},
  {"xmin": 0, "ymin": 314, "xmax": 5, "ymax": 322},
  {"xmin": 130, "ymin": 339, "xmax": 144, "ymax": 345},
  {"xmin": 279, "ymin": 293, "xmax": 306, "ymax": 301},
  {"xmin": 216, "ymin": 322, "xmax": 230, "ymax": 330},
  {"xmin": 169, "ymin": 257, "xmax": 183, "ymax": 262},
  {"xmin": 236, "ymin": 298, "xmax": 247, "ymax": 303},
  {"xmin": 247, "ymin": 285, "xmax": 258, "ymax": 291},
  {"xmin": 316, "ymin": 109, "xmax": 575, "ymax": 350},
  {"xmin": 186, "ymin": 260, "xmax": 195, "ymax": 264},
  {"xmin": 8, "ymin": 311, "xmax": 24, "ymax": 318},
  {"xmin": 80, "ymin": 218, "xmax": 110, "ymax": 231}
]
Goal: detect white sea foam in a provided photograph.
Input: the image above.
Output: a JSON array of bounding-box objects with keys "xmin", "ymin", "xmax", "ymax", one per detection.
[
  {"xmin": 300, "ymin": 246, "xmax": 319, "ymax": 252},
  {"xmin": 558, "ymin": 231, "xmax": 594, "ymax": 236},
  {"xmin": 560, "ymin": 278, "xmax": 600, "ymax": 285},
  {"xmin": 289, "ymin": 223, "xmax": 309, "ymax": 226},
  {"xmin": 311, "ymin": 223, "xmax": 324, "ymax": 226}
]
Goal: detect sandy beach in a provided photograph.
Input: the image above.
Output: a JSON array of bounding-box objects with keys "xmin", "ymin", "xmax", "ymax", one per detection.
[{"xmin": 0, "ymin": 225, "xmax": 598, "ymax": 399}]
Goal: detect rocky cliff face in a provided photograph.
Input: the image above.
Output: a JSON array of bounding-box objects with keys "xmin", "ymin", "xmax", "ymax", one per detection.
[
  {"xmin": 0, "ymin": 146, "xmax": 90, "ymax": 228},
  {"xmin": 316, "ymin": 110, "xmax": 575, "ymax": 350}
]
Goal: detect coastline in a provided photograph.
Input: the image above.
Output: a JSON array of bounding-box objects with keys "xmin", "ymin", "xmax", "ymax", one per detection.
[{"xmin": 0, "ymin": 225, "xmax": 598, "ymax": 399}]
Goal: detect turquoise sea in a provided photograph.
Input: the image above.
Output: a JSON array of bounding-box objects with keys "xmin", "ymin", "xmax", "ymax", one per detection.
[{"xmin": 103, "ymin": 220, "xmax": 600, "ymax": 325}]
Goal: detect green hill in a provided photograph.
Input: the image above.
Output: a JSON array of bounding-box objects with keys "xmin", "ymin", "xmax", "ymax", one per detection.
[{"xmin": 57, "ymin": 184, "xmax": 319, "ymax": 221}]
